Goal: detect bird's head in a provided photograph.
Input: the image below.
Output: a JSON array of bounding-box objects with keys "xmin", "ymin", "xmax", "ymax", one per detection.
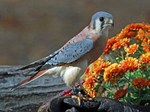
[{"xmin": 89, "ymin": 11, "xmax": 114, "ymax": 37}]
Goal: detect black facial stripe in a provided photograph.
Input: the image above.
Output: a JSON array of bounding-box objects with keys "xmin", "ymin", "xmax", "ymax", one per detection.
[
  {"xmin": 93, "ymin": 21, "xmax": 96, "ymax": 30},
  {"xmin": 101, "ymin": 21, "xmax": 104, "ymax": 29}
]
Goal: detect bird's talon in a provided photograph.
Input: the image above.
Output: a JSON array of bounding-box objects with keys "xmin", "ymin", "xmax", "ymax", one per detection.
[{"xmin": 71, "ymin": 95, "xmax": 81, "ymax": 105}]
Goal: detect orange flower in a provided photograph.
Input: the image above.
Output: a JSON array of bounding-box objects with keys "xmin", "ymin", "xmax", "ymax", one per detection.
[
  {"xmin": 84, "ymin": 67, "xmax": 91, "ymax": 77},
  {"xmin": 91, "ymin": 58, "xmax": 111, "ymax": 76},
  {"xmin": 104, "ymin": 37, "xmax": 116, "ymax": 54},
  {"xmin": 139, "ymin": 52, "xmax": 150, "ymax": 65},
  {"xmin": 114, "ymin": 89, "xmax": 127, "ymax": 99},
  {"xmin": 141, "ymin": 42, "xmax": 150, "ymax": 53},
  {"xmin": 119, "ymin": 57, "xmax": 140, "ymax": 73},
  {"xmin": 116, "ymin": 29, "xmax": 129, "ymax": 40},
  {"xmin": 135, "ymin": 29, "xmax": 149, "ymax": 43},
  {"xmin": 83, "ymin": 76, "xmax": 96, "ymax": 97},
  {"xmin": 103, "ymin": 63, "xmax": 121, "ymax": 83},
  {"xmin": 125, "ymin": 44, "xmax": 139, "ymax": 55},
  {"xmin": 126, "ymin": 31, "xmax": 136, "ymax": 37},
  {"xmin": 132, "ymin": 78, "xmax": 150, "ymax": 89},
  {"xmin": 84, "ymin": 57, "xmax": 111, "ymax": 77},
  {"xmin": 145, "ymin": 32, "xmax": 150, "ymax": 44},
  {"xmin": 127, "ymin": 23, "xmax": 148, "ymax": 31},
  {"xmin": 88, "ymin": 91, "xmax": 96, "ymax": 98},
  {"xmin": 83, "ymin": 76, "xmax": 95, "ymax": 88},
  {"xmin": 112, "ymin": 38, "xmax": 130, "ymax": 50},
  {"xmin": 83, "ymin": 76, "xmax": 95, "ymax": 89},
  {"xmin": 144, "ymin": 24, "xmax": 150, "ymax": 32}
]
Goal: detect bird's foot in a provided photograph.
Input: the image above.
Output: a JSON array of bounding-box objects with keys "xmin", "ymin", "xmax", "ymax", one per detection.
[
  {"xmin": 71, "ymin": 84, "xmax": 93, "ymax": 106},
  {"xmin": 71, "ymin": 95, "xmax": 82, "ymax": 106}
]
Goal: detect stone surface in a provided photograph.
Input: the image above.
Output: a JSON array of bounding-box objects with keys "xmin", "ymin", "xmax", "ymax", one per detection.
[{"xmin": 0, "ymin": 66, "xmax": 67, "ymax": 112}]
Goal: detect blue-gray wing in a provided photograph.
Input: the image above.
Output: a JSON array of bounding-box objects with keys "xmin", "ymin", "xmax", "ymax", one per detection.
[{"xmin": 45, "ymin": 37, "xmax": 93, "ymax": 66}]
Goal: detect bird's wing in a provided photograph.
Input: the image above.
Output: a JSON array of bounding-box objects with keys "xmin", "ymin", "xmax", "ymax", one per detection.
[{"xmin": 41, "ymin": 37, "xmax": 94, "ymax": 69}]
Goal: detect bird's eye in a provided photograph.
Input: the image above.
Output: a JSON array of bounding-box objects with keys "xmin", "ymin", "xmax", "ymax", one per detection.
[{"xmin": 99, "ymin": 17, "xmax": 104, "ymax": 21}]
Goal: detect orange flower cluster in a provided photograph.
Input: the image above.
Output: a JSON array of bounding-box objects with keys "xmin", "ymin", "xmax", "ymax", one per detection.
[
  {"xmin": 91, "ymin": 58, "xmax": 111, "ymax": 76},
  {"xmin": 135, "ymin": 29, "xmax": 150, "ymax": 53},
  {"xmin": 135, "ymin": 29, "xmax": 150, "ymax": 44},
  {"xmin": 125, "ymin": 44, "xmax": 139, "ymax": 56},
  {"xmin": 112, "ymin": 38, "xmax": 130, "ymax": 50},
  {"xmin": 141, "ymin": 42, "xmax": 150, "ymax": 52},
  {"xmin": 139, "ymin": 52, "xmax": 150, "ymax": 65},
  {"xmin": 103, "ymin": 63, "xmax": 120, "ymax": 83},
  {"xmin": 104, "ymin": 23, "xmax": 150, "ymax": 54},
  {"xmin": 84, "ymin": 57, "xmax": 141, "ymax": 97},
  {"xmin": 119, "ymin": 57, "xmax": 140, "ymax": 73},
  {"xmin": 83, "ymin": 76, "xmax": 96, "ymax": 97},
  {"xmin": 83, "ymin": 57, "xmax": 110, "ymax": 97},
  {"xmin": 104, "ymin": 37, "xmax": 116, "ymax": 54},
  {"xmin": 113, "ymin": 89, "xmax": 127, "ymax": 99},
  {"xmin": 83, "ymin": 23, "xmax": 150, "ymax": 98},
  {"xmin": 132, "ymin": 78, "xmax": 150, "ymax": 89},
  {"xmin": 104, "ymin": 57, "xmax": 140, "ymax": 83}
]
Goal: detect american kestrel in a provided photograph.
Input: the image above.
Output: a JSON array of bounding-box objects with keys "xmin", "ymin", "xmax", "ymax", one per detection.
[{"xmin": 12, "ymin": 11, "xmax": 114, "ymax": 90}]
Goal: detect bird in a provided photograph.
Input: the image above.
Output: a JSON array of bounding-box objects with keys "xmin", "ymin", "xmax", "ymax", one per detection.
[{"xmin": 12, "ymin": 11, "xmax": 114, "ymax": 90}]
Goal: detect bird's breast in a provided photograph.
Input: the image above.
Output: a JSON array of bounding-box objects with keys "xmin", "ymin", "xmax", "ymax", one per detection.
[
  {"xmin": 87, "ymin": 36, "xmax": 108, "ymax": 64},
  {"xmin": 61, "ymin": 59, "xmax": 88, "ymax": 87},
  {"xmin": 61, "ymin": 66, "xmax": 81, "ymax": 87}
]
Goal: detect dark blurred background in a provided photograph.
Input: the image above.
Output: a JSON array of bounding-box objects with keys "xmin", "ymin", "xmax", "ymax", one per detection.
[{"xmin": 0, "ymin": 0, "xmax": 150, "ymax": 65}]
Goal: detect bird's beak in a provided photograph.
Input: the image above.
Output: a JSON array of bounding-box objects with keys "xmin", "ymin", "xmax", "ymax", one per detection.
[{"xmin": 104, "ymin": 20, "xmax": 114, "ymax": 28}]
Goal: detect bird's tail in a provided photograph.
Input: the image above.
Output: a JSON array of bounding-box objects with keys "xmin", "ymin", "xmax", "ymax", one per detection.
[
  {"xmin": 11, "ymin": 53, "xmax": 59, "ymax": 90},
  {"xmin": 11, "ymin": 70, "xmax": 47, "ymax": 91}
]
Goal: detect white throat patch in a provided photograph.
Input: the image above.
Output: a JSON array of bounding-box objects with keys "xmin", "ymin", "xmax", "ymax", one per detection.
[{"xmin": 91, "ymin": 18, "xmax": 102, "ymax": 34}]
